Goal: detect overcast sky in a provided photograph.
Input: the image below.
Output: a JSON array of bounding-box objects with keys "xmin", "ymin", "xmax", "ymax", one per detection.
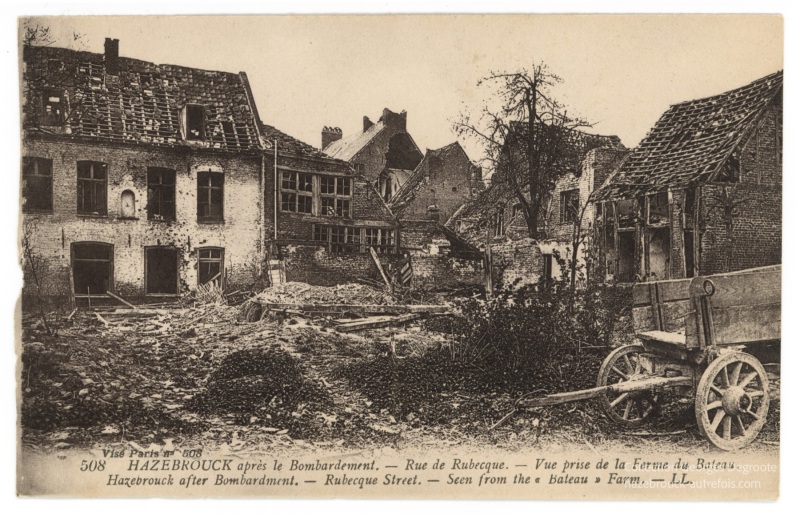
[{"xmin": 24, "ymin": 15, "xmax": 782, "ymax": 160}]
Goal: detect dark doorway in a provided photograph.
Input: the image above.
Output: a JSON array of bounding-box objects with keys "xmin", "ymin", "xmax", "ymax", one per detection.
[
  {"xmin": 72, "ymin": 242, "xmax": 113, "ymax": 296},
  {"xmin": 146, "ymin": 247, "xmax": 179, "ymax": 295},
  {"xmin": 617, "ymin": 231, "xmax": 636, "ymax": 282}
]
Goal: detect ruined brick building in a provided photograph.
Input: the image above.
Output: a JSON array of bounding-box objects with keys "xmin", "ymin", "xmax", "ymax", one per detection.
[
  {"xmin": 261, "ymin": 122, "xmax": 399, "ymax": 286},
  {"xmin": 449, "ymin": 125, "xmax": 625, "ymax": 287},
  {"xmin": 321, "ymin": 108, "xmax": 424, "ymax": 202},
  {"xmin": 594, "ymin": 70, "xmax": 782, "ymax": 282},
  {"xmin": 21, "ymin": 39, "xmax": 400, "ymax": 304}
]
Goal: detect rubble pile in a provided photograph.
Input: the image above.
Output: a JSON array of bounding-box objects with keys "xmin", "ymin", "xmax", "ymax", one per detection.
[
  {"xmin": 187, "ymin": 347, "xmax": 332, "ymax": 437},
  {"xmin": 255, "ymin": 282, "xmax": 396, "ymax": 306}
]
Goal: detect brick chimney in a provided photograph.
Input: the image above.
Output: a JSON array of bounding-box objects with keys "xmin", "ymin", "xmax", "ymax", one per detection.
[
  {"xmin": 321, "ymin": 126, "xmax": 342, "ymax": 150},
  {"xmin": 104, "ymin": 38, "xmax": 119, "ymax": 75},
  {"xmin": 380, "ymin": 108, "xmax": 407, "ymax": 130},
  {"xmin": 363, "ymin": 116, "xmax": 373, "ymax": 132}
]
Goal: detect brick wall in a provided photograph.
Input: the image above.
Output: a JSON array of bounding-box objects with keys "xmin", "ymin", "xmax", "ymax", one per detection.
[
  {"xmin": 280, "ymin": 243, "xmax": 404, "ymax": 286},
  {"xmin": 399, "ymin": 144, "xmax": 480, "ymax": 223},
  {"xmin": 490, "ymin": 238, "xmax": 544, "ymax": 288},
  {"xmin": 400, "ymin": 220, "xmax": 484, "ymax": 290},
  {"xmin": 699, "ymin": 101, "xmax": 782, "ymax": 274},
  {"xmin": 21, "ymin": 136, "xmax": 263, "ymax": 302}
]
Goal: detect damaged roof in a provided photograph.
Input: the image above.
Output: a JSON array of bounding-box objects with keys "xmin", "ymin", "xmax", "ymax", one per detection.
[
  {"xmin": 596, "ymin": 70, "xmax": 783, "ymax": 200},
  {"xmin": 323, "ymin": 120, "xmax": 385, "ymax": 161},
  {"xmin": 260, "ymin": 122, "xmax": 346, "ymax": 162},
  {"xmin": 389, "ymin": 141, "xmax": 480, "ymax": 211},
  {"xmin": 23, "ymin": 44, "xmax": 261, "ymax": 151}
]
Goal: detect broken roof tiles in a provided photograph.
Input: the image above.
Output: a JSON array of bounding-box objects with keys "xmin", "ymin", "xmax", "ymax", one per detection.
[
  {"xmin": 596, "ymin": 70, "xmax": 783, "ymax": 200},
  {"xmin": 23, "ymin": 45, "xmax": 260, "ymax": 151}
]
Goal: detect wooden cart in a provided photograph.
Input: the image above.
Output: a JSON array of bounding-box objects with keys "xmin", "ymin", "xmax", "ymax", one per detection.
[{"xmin": 519, "ymin": 265, "xmax": 781, "ymax": 450}]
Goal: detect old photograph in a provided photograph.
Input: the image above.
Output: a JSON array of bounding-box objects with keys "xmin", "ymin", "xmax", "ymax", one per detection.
[{"xmin": 15, "ymin": 14, "xmax": 782, "ymax": 499}]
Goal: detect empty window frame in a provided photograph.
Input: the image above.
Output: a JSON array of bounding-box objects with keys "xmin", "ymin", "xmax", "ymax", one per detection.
[
  {"xmin": 320, "ymin": 176, "xmax": 352, "ymax": 217},
  {"xmin": 647, "ymin": 191, "xmax": 669, "ymax": 224},
  {"xmin": 22, "ymin": 157, "xmax": 53, "ymax": 212},
  {"xmin": 493, "ymin": 208, "xmax": 505, "ymax": 237},
  {"xmin": 198, "ymin": 248, "xmax": 224, "ymax": 286},
  {"xmin": 197, "ymin": 171, "xmax": 224, "ymax": 222},
  {"xmin": 145, "ymin": 247, "xmax": 179, "ymax": 295},
  {"xmin": 72, "ymin": 242, "xmax": 113, "ymax": 297},
  {"xmin": 77, "ymin": 161, "xmax": 108, "ymax": 215},
  {"xmin": 41, "ymin": 88, "xmax": 65, "ymax": 125},
  {"xmin": 280, "ymin": 171, "xmax": 313, "ymax": 213},
  {"xmin": 560, "ymin": 189, "xmax": 580, "ymax": 223},
  {"xmin": 184, "ymin": 104, "xmax": 205, "ymax": 140},
  {"xmin": 330, "ymin": 226, "xmax": 360, "ymax": 254},
  {"xmin": 147, "ymin": 167, "xmax": 176, "ymax": 221},
  {"xmin": 364, "ymin": 228, "xmax": 395, "ymax": 254}
]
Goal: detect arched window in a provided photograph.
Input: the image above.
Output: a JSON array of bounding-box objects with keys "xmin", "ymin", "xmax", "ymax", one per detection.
[{"xmin": 120, "ymin": 190, "xmax": 136, "ymax": 218}]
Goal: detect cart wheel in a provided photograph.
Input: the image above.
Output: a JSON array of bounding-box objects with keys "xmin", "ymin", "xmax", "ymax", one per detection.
[
  {"xmin": 695, "ymin": 352, "xmax": 770, "ymax": 451},
  {"xmin": 597, "ymin": 344, "xmax": 658, "ymax": 426}
]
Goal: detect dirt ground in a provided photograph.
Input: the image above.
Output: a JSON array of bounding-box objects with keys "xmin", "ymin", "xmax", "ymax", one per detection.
[{"xmin": 18, "ymin": 286, "xmax": 781, "ymax": 459}]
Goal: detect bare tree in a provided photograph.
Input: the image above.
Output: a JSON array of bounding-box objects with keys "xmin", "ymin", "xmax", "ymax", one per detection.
[{"xmin": 454, "ymin": 62, "xmax": 591, "ymax": 238}]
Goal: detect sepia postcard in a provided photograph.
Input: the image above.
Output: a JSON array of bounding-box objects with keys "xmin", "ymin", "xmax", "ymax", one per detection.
[{"xmin": 15, "ymin": 13, "xmax": 783, "ymax": 499}]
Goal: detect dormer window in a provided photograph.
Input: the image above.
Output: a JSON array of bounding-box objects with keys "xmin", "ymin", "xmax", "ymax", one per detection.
[
  {"xmin": 41, "ymin": 89, "xmax": 64, "ymax": 125},
  {"xmin": 183, "ymin": 104, "xmax": 205, "ymax": 140}
]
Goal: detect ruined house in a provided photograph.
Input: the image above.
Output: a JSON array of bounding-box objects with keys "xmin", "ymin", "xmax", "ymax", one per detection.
[
  {"xmin": 321, "ymin": 108, "xmax": 424, "ymax": 202},
  {"xmin": 21, "ymin": 39, "xmax": 265, "ymax": 304},
  {"xmin": 262, "ymin": 122, "xmax": 400, "ymax": 287},
  {"xmin": 388, "ymin": 141, "xmax": 484, "ymax": 223},
  {"xmin": 20, "ymin": 39, "xmax": 403, "ymax": 305},
  {"xmin": 449, "ymin": 125, "xmax": 625, "ymax": 287},
  {"xmin": 594, "ymin": 70, "xmax": 782, "ymax": 282}
]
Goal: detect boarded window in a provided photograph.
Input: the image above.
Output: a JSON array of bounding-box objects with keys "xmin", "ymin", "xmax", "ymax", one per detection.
[
  {"xmin": 77, "ymin": 161, "xmax": 108, "ymax": 215},
  {"xmin": 185, "ymin": 104, "xmax": 205, "ymax": 140},
  {"xmin": 560, "ymin": 189, "xmax": 580, "ymax": 223},
  {"xmin": 41, "ymin": 88, "xmax": 64, "ymax": 125},
  {"xmin": 72, "ymin": 242, "xmax": 113, "ymax": 296},
  {"xmin": 22, "ymin": 157, "xmax": 53, "ymax": 212},
  {"xmin": 147, "ymin": 167, "xmax": 176, "ymax": 220},
  {"xmin": 197, "ymin": 171, "xmax": 224, "ymax": 221},
  {"xmin": 198, "ymin": 248, "xmax": 224, "ymax": 286},
  {"xmin": 280, "ymin": 171, "xmax": 313, "ymax": 213},
  {"xmin": 146, "ymin": 247, "xmax": 178, "ymax": 295}
]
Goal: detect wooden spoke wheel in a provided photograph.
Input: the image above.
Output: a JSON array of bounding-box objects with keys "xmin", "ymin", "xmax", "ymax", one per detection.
[
  {"xmin": 695, "ymin": 352, "xmax": 770, "ymax": 450},
  {"xmin": 597, "ymin": 344, "xmax": 658, "ymax": 426}
]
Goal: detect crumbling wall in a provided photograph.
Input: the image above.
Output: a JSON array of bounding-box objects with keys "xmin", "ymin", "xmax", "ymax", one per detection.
[
  {"xmin": 399, "ymin": 145, "xmax": 479, "ymax": 223},
  {"xmin": 21, "ymin": 137, "xmax": 263, "ymax": 303},
  {"xmin": 400, "ymin": 220, "xmax": 484, "ymax": 291},
  {"xmin": 490, "ymin": 238, "xmax": 544, "ymax": 289},
  {"xmin": 280, "ymin": 244, "xmax": 404, "ymax": 287},
  {"xmin": 699, "ymin": 103, "xmax": 781, "ymax": 274}
]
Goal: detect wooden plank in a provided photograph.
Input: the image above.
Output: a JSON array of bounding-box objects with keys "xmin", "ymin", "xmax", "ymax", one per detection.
[
  {"xmin": 106, "ymin": 290, "xmax": 137, "ymax": 310},
  {"xmin": 704, "ymin": 269, "xmax": 781, "ymax": 309},
  {"xmin": 637, "ymin": 330, "xmax": 686, "ymax": 346},
  {"xmin": 369, "ymin": 247, "xmax": 392, "ymax": 289},
  {"xmin": 711, "ymin": 304, "xmax": 781, "ymax": 345},
  {"xmin": 649, "ymin": 283, "xmax": 663, "ymax": 330},
  {"xmin": 661, "ymin": 299, "xmax": 691, "ymax": 333},
  {"xmin": 337, "ymin": 313, "xmax": 422, "ymax": 332},
  {"xmin": 258, "ymin": 302, "xmax": 450, "ymax": 315},
  {"xmin": 632, "ymin": 277, "xmax": 693, "ymax": 306}
]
